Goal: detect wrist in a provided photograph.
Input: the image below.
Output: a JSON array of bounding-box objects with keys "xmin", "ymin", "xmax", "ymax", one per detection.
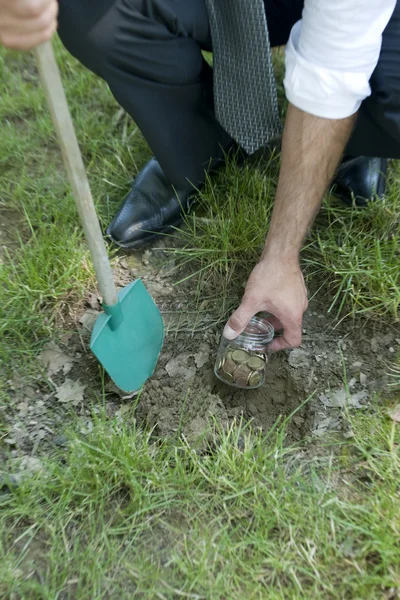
[{"xmin": 261, "ymin": 240, "xmax": 300, "ymax": 270}]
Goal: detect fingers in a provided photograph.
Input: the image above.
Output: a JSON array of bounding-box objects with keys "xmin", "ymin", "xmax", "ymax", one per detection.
[
  {"xmin": 0, "ymin": 0, "xmax": 58, "ymax": 50},
  {"xmin": 270, "ymin": 321, "xmax": 303, "ymax": 352},
  {"xmin": 0, "ymin": 21, "xmax": 56, "ymax": 49},
  {"xmin": 223, "ymin": 295, "xmax": 259, "ymax": 340},
  {"xmin": 263, "ymin": 314, "xmax": 282, "ymax": 333}
]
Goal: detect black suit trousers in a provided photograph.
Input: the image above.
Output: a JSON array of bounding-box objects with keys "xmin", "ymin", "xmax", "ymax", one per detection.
[{"xmin": 58, "ymin": 0, "xmax": 400, "ymax": 188}]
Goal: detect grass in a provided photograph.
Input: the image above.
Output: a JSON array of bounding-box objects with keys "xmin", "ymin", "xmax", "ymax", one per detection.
[{"xmin": 1, "ymin": 405, "xmax": 399, "ymax": 599}]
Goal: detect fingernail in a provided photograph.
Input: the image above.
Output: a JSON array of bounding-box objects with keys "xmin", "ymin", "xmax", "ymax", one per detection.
[{"xmin": 223, "ymin": 325, "xmax": 237, "ymax": 340}]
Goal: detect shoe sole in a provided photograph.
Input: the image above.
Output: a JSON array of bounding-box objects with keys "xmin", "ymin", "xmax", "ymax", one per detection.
[{"xmin": 106, "ymin": 217, "xmax": 184, "ymax": 249}]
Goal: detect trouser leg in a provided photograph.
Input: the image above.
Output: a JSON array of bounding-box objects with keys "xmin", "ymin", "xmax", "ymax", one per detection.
[
  {"xmin": 57, "ymin": 0, "xmax": 231, "ymax": 190},
  {"xmin": 346, "ymin": 1, "xmax": 400, "ymax": 159}
]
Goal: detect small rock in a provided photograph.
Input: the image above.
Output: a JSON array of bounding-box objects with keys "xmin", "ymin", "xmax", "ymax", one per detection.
[
  {"xmin": 389, "ymin": 347, "xmax": 395, "ymax": 354},
  {"xmin": 194, "ymin": 344, "xmax": 210, "ymax": 369},
  {"xmin": 12, "ymin": 569, "xmax": 24, "ymax": 580},
  {"xmin": 351, "ymin": 391, "xmax": 369, "ymax": 406},
  {"xmin": 52, "ymin": 435, "xmax": 68, "ymax": 447},
  {"xmin": 186, "ymin": 416, "xmax": 209, "ymax": 443},
  {"xmin": 105, "ymin": 380, "xmax": 140, "ymax": 399},
  {"xmin": 288, "ymin": 349, "xmax": 310, "ymax": 369},
  {"xmin": 348, "ymin": 378, "xmax": 357, "ymax": 389},
  {"xmin": 79, "ymin": 309, "xmax": 100, "ymax": 332},
  {"xmin": 352, "ymin": 361, "xmax": 363, "ymax": 369},
  {"xmin": 165, "ymin": 354, "xmax": 196, "ymax": 380},
  {"xmin": 17, "ymin": 456, "xmax": 44, "ymax": 474},
  {"xmin": 319, "ymin": 388, "xmax": 368, "ymax": 409},
  {"xmin": 370, "ymin": 338, "xmax": 379, "ymax": 353},
  {"xmin": 312, "ymin": 416, "xmax": 341, "ymax": 436},
  {"xmin": 87, "ymin": 293, "xmax": 100, "ymax": 310},
  {"xmin": 145, "ymin": 281, "xmax": 173, "ymax": 298},
  {"xmin": 55, "ymin": 379, "xmax": 86, "ymax": 405},
  {"xmin": 142, "ymin": 250, "xmax": 152, "ymax": 266},
  {"xmin": 387, "ymin": 404, "xmax": 400, "ymax": 422},
  {"xmin": 38, "ymin": 342, "xmax": 73, "ymax": 376},
  {"xmin": 360, "ymin": 373, "xmax": 367, "ymax": 386},
  {"xmin": 119, "ymin": 258, "xmax": 130, "ymax": 270},
  {"xmin": 382, "ymin": 333, "xmax": 394, "ymax": 346}
]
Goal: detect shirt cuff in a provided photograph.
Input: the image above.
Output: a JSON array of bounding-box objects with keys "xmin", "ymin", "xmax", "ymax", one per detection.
[{"xmin": 283, "ymin": 21, "xmax": 372, "ymax": 119}]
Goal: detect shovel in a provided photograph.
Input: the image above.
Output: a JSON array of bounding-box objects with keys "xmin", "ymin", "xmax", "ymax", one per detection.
[{"xmin": 34, "ymin": 41, "xmax": 164, "ymax": 393}]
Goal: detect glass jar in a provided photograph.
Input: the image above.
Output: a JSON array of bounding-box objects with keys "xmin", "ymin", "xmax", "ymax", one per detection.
[{"xmin": 214, "ymin": 316, "xmax": 274, "ymax": 389}]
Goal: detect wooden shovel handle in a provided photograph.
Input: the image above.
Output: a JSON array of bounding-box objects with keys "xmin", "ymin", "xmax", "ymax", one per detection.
[{"xmin": 34, "ymin": 41, "xmax": 118, "ymax": 308}]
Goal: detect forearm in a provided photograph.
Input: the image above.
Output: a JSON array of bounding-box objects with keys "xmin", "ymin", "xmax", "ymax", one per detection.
[{"xmin": 263, "ymin": 103, "xmax": 356, "ymax": 265}]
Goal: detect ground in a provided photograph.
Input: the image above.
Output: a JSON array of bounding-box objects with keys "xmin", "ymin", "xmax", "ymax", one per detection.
[{"xmin": 0, "ymin": 43, "xmax": 400, "ymax": 599}]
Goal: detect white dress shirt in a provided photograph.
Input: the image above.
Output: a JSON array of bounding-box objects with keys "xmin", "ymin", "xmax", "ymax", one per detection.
[{"xmin": 283, "ymin": 0, "xmax": 397, "ymax": 119}]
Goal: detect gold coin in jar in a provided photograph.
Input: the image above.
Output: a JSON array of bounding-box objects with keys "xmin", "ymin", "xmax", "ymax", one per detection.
[
  {"xmin": 247, "ymin": 356, "xmax": 265, "ymax": 371},
  {"xmin": 220, "ymin": 371, "xmax": 234, "ymax": 383},
  {"xmin": 232, "ymin": 350, "xmax": 249, "ymax": 364},
  {"xmin": 225, "ymin": 349, "xmax": 234, "ymax": 361},
  {"xmin": 248, "ymin": 371, "xmax": 263, "ymax": 387},
  {"xmin": 233, "ymin": 364, "xmax": 251, "ymax": 384},
  {"xmin": 222, "ymin": 359, "xmax": 236, "ymax": 375}
]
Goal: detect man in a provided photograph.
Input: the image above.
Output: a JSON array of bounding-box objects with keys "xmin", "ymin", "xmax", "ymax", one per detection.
[{"xmin": 1, "ymin": 0, "xmax": 398, "ymax": 351}]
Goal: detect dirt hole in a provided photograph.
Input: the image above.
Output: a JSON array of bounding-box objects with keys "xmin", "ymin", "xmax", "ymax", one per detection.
[{"xmin": 136, "ymin": 337, "xmax": 311, "ymax": 445}]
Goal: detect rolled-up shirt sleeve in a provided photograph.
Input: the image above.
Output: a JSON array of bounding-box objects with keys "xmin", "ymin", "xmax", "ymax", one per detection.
[{"xmin": 283, "ymin": 0, "xmax": 397, "ymax": 119}]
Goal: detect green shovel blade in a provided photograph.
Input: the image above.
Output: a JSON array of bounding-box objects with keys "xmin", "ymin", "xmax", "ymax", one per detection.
[{"xmin": 90, "ymin": 279, "xmax": 164, "ymax": 393}]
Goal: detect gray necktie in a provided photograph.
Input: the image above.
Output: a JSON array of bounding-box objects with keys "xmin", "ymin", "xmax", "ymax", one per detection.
[{"xmin": 205, "ymin": 0, "xmax": 282, "ymax": 154}]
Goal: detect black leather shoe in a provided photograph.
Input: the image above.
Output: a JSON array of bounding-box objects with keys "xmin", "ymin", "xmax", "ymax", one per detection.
[
  {"xmin": 332, "ymin": 156, "xmax": 387, "ymax": 207},
  {"xmin": 106, "ymin": 159, "xmax": 194, "ymax": 248}
]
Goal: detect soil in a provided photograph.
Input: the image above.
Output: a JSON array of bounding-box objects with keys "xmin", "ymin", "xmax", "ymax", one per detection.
[{"xmin": 1, "ymin": 218, "xmax": 400, "ymax": 481}]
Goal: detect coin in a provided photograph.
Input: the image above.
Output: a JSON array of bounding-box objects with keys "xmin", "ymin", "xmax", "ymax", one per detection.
[
  {"xmin": 248, "ymin": 371, "xmax": 263, "ymax": 388},
  {"xmin": 247, "ymin": 356, "xmax": 265, "ymax": 371},
  {"xmin": 225, "ymin": 349, "xmax": 234, "ymax": 362},
  {"xmin": 232, "ymin": 350, "xmax": 249, "ymax": 364},
  {"xmin": 235, "ymin": 377, "xmax": 250, "ymax": 388},
  {"xmin": 222, "ymin": 359, "xmax": 236, "ymax": 375},
  {"xmin": 219, "ymin": 371, "xmax": 233, "ymax": 383},
  {"xmin": 233, "ymin": 364, "xmax": 251, "ymax": 386},
  {"xmin": 216, "ymin": 356, "xmax": 225, "ymax": 371},
  {"xmin": 234, "ymin": 364, "xmax": 251, "ymax": 378}
]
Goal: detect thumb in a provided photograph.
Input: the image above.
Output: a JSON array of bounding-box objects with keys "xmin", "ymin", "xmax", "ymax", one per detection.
[{"xmin": 223, "ymin": 300, "xmax": 256, "ymax": 341}]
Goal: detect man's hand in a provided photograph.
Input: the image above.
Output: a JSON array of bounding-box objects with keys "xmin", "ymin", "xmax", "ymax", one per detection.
[
  {"xmin": 0, "ymin": 0, "xmax": 58, "ymax": 50},
  {"xmin": 223, "ymin": 258, "xmax": 308, "ymax": 351}
]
